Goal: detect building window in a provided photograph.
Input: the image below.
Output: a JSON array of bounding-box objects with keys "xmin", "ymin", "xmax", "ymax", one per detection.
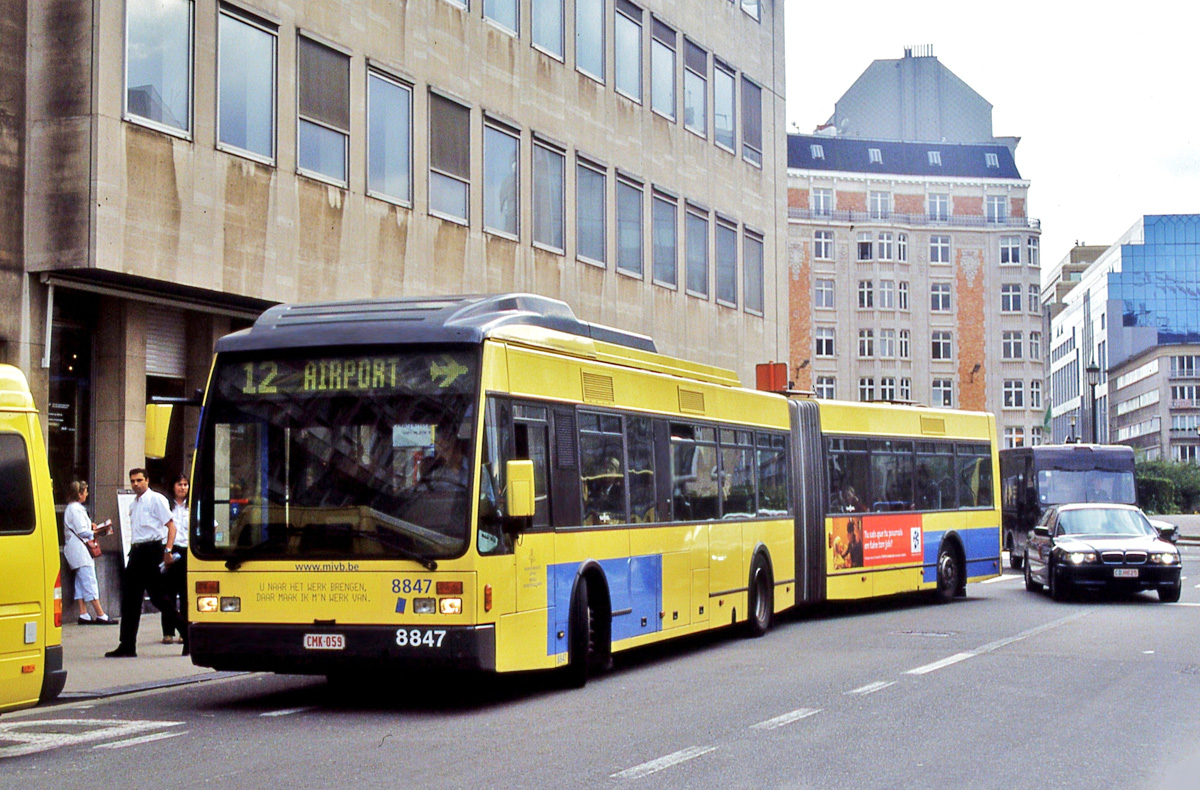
[
  {"xmin": 897, "ymin": 233, "xmax": 908, "ymax": 262},
  {"xmin": 932, "ymin": 379, "xmax": 953, "ymax": 407},
  {"xmin": 810, "ymin": 143, "xmax": 824, "ymax": 160},
  {"xmin": 1004, "ymin": 380, "xmax": 1024, "ymax": 408},
  {"xmin": 878, "ymin": 279, "xmax": 895, "ymax": 309},
  {"xmin": 899, "ymin": 329, "xmax": 910, "ymax": 359},
  {"xmin": 813, "ymin": 188, "xmax": 833, "ymax": 217},
  {"xmin": 483, "ymin": 122, "xmax": 520, "ymax": 238},
  {"xmin": 742, "ymin": 77, "xmax": 762, "ymax": 167},
  {"xmin": 814, "ymin": 278, "xmax": 834, "ymax": 308},
  {"xmin": 816, "ymin": 376, "xmax": 835, "ymax": 399},
  {"xmin": 897, "ymin": 281, "xmax": 909, "ymax": 311},
  {"xmin": 1031, "ymin": 426, "xmax": 1044, "ymax": 446},
  {"xmin": 650, "ymin": 19, "xmax": 676, "ymax": 120},
  {"xmin": 1029, "ymin": 285, "xmax": 1040, "ymax": 314},
  {"xmin": 1000, "ymin": 235, "xmax": 1021, "ymax": 264},
  {"xmin": 1027, "ymin": 236, "xmax": 1040, "ymax": 266},
  {"xmin": 930, "ymin": 235, "xmax": 950, "ymax": 264},
  {"xmin": 869, "ymin": 191, "xmax": 890, "ymax": 219},
  {"xmin": 879, "ymin": 328, "xmax": 896, "ymax": 358},
  {"xmin": 684, "ymin": 41, "xmax": 707, "ymax": 136},
  {"xmin": 125, "ymin": 0, "xmax": 193, "ymax": 135},
  {"xmin": 814, "ymin": 230, "xmax": 833, "ymax": 260},
  {"xmin": 217, "ymin": 8, "xmax": 275, "ymax": 161},
  {"xmin": 985, "ymin": 152, "xmax": 1000, "ymax": 168},
  {"xmin": 297, "ymin": 36, "xmax": 350, "ymax": 186},
  {"xmin": 1030, "ymin": 331, "xmax": 1042, "ymax": 359},
  {"xmin": 533, "ymin": 141, "xmax": 565, "ymax": 251},
  {"xmin": 716, "ymin": 220, "xmax": 738, "ymax": 306},
  {"xmin": 577, "ymin": 160, "xmax": 606, "ymax": 264},
  {"xmin": 367, "ymin": 71, "xmax": 412, "ymax": 204},
  {"xmin": 932, "ymin": 331, "xmax": 952, "ymax": 360},
  {"xmin": 859, "ymin": 378, "xmax": 875, "ymax": 402},
  {"xmin": 576, "ymin": 0, "xmax": 605, "ymax": 81},
  {"xmin": 614, "ymin": 0, "xmax": 642, "ymax": 102},
  {"xmin": 1001, "ymin": 283, "xmax": 1022, "ymax": 313},
  {"xmin": 617, "ymin": 177, "xmax": 644, "ymax": 276},
  {"xmin": 429, "ymin": 92, "xmax": 470, "ymax": 222},
  {"xmin": 740, "ymin": 0, "xmax": 760, "ymax": 22},
  {"xmin": 899, "ymin": 377, "xmax": 911, "ymax": 401},
  {"xmin": 880, "ymin": 377, "xmax": 897, "ymax": 401},
  {"xmin": 857, "ymin": 280, "xmax": 873, "ymax": 309},
  {"xmin": 686, "ymin": 207, "xmax": 709, "ymax": 298},
  {"xmin": 928, "ymin": 193, "xmax": 949, "ymax": 221},
  {"xmin": 484, "ymin": 0, "xmax": 519, "ymax": 34},
  {"xmin": 713, "ymin": 61, "xmax": 736, "ymax": 152},
  {"xmin": 1004, "ymin": 426, "xmax": 1025, "ymax": 448},
  {"xmin": 1002, "ymin": 331, "xmax": 1023, "ymax": 359},
  {"xmin": 532, "ymin": 0, "xmax": 564, "ymax": 57},
  {"xmin": 1030, "ymin": 380, "xmax": 1042, "ymax": 409},
  {"xmin": 877, "ymin": 232, "xmax": 893, "ymax": 261},
  {"xmin": 652, "ymin": 191, "xmax": 677, "ymax": 287},
  {"xmin": 858, "ymin": 329, "xmax": 874, "ymax": 359},
  {"xmin": 868, "ymin": 148, "xmax": 882, "ymax": 164},
  {"xmin": 986, "ymin": 195, "xmax": 1007, "ymax": 223},
  {"xmin": 815, "ymin": 326, "xmax": 835, "ymax": 357},
  {"xmin": 931, "ymin": 282, "xmax": 951, "ymax": 312},
  {"xmin": 857, "ymin": 232, "xmax": 873, "ymax": 262},
  {"xmin": 744, "ymin": 231, "xmax": 764, "ymax": 314},
  {"xmin": 927, "ymin": 150, "xmax": 942, "ymax": 166}
]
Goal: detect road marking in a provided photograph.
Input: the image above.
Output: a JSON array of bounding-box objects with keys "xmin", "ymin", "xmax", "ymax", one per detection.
[
  {"xmin": 981, "ymin": 574, "xmax": 1021, "ymax": 585},
  {"xmin": 905, "ymin": 611, "xmax": 1090, "ymax": 676},
  {"xmin": 611, "ymin": 746, "xmax": 717, "ymax": 780},
  {"xmin": 846, "ymin": 681, "xmax": 895, "ymax": 696},
  {"xmin": 1170, "ymin": 602, "xmax": 1200, "ymax": 607},
  {"xmin": 750, "ymin": 708, "xmax": 820, "ymax": 730},
  {"xmin": 0, "ymin": 719, "xmax": 184, "ymax": 759},
  {"xmin": 259, "ymin": 707, "xmax": 315, "ymax": 718},
  {"xmin": 94, "ymin": 731, "xmax": 186, "ymax": 750}
]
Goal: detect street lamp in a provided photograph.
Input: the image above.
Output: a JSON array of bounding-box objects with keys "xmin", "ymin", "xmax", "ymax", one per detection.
[{"xmin": 1085, "ymin": 361, "xmax": 1101, "ymax": 444}]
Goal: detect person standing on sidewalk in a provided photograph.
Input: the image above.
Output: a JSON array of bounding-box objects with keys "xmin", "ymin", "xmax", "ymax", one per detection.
[
  {"xmin": 105, "ymin": 468, "xmax": 183, "ymax": 658},
  {"xmin": 160, "ymin": 474, "xmax": 190, "ymax": 655},
  {"xmin": 63, "ymin": 481, "xmax": 118, "ymax": 626}
]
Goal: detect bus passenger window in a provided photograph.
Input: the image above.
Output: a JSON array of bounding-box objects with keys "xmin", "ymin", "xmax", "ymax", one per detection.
[
  {"xmin": 627, "ymin": 416, "xmax": 656, "ymax": 522},
  {"xmin": 756, "ymin": 433, "xmax": 789, "ymax": 515},
  {"xmin": 580, "ymin": 413, "xmax": 626, "ymax": 526},
  {"xmin": 671, "ymin": 424, "xmax": 719, "ymax": 521},
  {"xmin": 721, "ymin": 429, "xmax": 756, "ymax": 518}
]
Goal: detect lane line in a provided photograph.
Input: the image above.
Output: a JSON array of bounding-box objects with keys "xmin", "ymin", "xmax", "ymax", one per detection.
[
  {"xmin": 905, "ymin": 610, "xmax": 1091, "ymax": 676},
  {"xmin": 94, "ymin": 731, "xmax": 186, "ymax": 750},
  {"xmin": 906, "ymin": 652, "xmax": 974, "ymax": 675},
  {"xmin": 611, "ymin": 746, "xmax": 717, "ymax": 780},
  {"xmin": 981, "ymin": 574, "xmax": 1021, "ymax": 585},
  {"xmin": 846, "ymin": 681, "xmax": 895, "ymax": 696},
  {"xmin": 750, "ymin": 708, "xmax": 820, "ymax": 730},
  {"xmin": 259, "ymin": 707, "xmax": 315, "ymax": 718},
  {"xmin": 1169, "ymin": 602, "xmax": 1200, "ymax": 607}
]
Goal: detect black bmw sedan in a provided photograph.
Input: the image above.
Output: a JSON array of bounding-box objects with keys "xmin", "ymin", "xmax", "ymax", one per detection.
[{"xmin": 1024, "ymin": 503, "xmax": 1182, "ymax": 602}]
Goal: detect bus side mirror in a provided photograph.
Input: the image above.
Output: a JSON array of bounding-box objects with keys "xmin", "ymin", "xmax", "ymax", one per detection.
[
  {"xmin": 506, "ymin": 460, "xmax": 535, "ymax": 519},
  {"xmin": 145, "ymin": 404, "xmax": 173, "ymax": 460}
]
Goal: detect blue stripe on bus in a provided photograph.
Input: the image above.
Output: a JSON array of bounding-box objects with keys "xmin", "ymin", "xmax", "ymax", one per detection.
[
  {"xmin": 922, "ymin": 527, "xmax": 1001, "ymax": 584},
  {"xmin": 547, "ymin": 554, "xmax": 664, "ymax": 657}
]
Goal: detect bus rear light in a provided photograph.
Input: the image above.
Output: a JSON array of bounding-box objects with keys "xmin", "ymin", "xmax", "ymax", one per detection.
[
  {"xmin": 220, "ymin": 597, "xmax": 241, "ymax": 612},
  {"xmin": 484, "ymin": 584, "xmax": 492, "ymax": 612},
  {"xmin": 439, "ymin": 598, "xmax": 462, "ymax": 615},
  {"xmin": 196, "ymin": 581, "xmax": 219, "ymax": 595},
  {"xmin": 22, "ymin": 665, "xmax": 35, "ymax": 674},
  {"xmin": 413, "ymin": 598, "xmax": 436, "ymax": 614},
  {"xmin": 54, "ymin": 571, "xmax": 62, "ymax": 628},
  {"xmin": 436, "ymin": 581, "xmax": 463, "ymax": 595},
  {"xmin": 197, "ymin": 596, "xmax": 219, "ymax": 613}
]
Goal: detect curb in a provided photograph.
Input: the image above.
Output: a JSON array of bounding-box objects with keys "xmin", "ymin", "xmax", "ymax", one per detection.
[{"xmin": 52, "ymin": 671, "xmax": 251, "ymax": 704}]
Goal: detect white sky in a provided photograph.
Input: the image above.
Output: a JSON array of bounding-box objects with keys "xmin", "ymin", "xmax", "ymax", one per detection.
[{"xmin": 783, "ymin": 1, "xmax": 1200, "ymax": 274}]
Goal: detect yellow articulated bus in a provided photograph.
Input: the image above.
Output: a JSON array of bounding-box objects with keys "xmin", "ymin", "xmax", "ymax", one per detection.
[
  {"xmin": 187, "ymin": 295, "xmax": 999, "ymax": 685},
  {"xmin": 0, "ymin": 365, "xmax": 67, "ymax": 714}
]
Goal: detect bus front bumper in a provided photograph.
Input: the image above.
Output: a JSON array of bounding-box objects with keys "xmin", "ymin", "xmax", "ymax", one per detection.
[{"xmin": 189, "ymin": 623, "xmax": 495, "ymax": 674}]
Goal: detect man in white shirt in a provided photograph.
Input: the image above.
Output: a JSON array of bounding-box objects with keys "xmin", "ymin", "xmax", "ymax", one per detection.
[{"xmin": 106, "ymin": 468, "xmax": 184, "ymax": 658}]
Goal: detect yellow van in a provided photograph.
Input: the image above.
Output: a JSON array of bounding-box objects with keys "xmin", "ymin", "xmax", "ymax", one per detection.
[{"xmin": 0, "ymin": 364, "xmax": 66, "ymax": 713}]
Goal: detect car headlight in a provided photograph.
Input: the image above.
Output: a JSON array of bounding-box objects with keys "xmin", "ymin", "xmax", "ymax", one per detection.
[
  {"xmin": 1152, "ymin": 552, "xmax": 1179, "ymax": 565},
  {"xmin": 1067, "ymin": 551, "xmax": 1096, "ymax": 565}
]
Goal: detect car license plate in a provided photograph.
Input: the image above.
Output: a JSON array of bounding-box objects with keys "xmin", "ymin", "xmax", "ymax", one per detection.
[
  {"xmin": 304, "ymin": 633, "xmax": 345, "ymax": 650},
  {"xmin": 1113, "ymin": 568, "xmax": 1139, "ymax": 578}
]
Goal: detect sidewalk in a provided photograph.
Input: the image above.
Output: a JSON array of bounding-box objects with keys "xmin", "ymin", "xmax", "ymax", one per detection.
[{"xmin": 57, "ymin": 619, "xmax": 237, "ymax": 702}]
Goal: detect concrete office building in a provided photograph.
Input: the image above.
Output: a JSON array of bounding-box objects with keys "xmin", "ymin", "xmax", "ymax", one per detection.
[
  {"xmin": 0, "ymin": 0, "xmax": 787, "ymax": 557},
  {"xmin": 786, "ymin": 49, "xmax": 1043, "ymax": 447},
  {"xmin": 1049, "ymin": 215, "xmax": 1200, "ymax": 460}
]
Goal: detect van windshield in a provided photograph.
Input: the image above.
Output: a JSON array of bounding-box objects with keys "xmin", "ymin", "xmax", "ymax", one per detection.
[{"xmin": 1037, "ymin": 469, "xmax": 1136, "ymax": 506}]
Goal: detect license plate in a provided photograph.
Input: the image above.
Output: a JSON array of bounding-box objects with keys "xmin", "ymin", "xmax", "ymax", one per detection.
[
  {"xmin": 304, "ymin": 633, "xmax": 345, "ymax": 650},
  {"xmin": 1113, "ymin": 568, "xmax": 1139, "ymax": 578}
]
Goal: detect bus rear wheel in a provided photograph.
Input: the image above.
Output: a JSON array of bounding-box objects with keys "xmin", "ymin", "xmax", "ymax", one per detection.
[{"xmin": 745, "ymin": 556, "xmax": 773, "ymax": 638}]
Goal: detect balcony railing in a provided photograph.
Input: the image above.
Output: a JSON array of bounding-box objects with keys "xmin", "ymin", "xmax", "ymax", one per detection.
[{"xmin": 789, "ymin": 208, "xmax": 1041, "ymax": 230}]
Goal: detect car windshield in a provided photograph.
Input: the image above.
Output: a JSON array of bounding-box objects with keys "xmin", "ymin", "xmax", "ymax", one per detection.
[
  {"xmin": 192, "ymin": 348, "xmax": 480, "ymax": 562},
  {"xmin": 1057, "ymin": 508, "xmax": 1155, "ymax": 537}
]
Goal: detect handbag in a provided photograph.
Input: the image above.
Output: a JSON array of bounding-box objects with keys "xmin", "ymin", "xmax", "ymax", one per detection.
[{"xmin": 84, "ymin": 537, "xmax": 102, "ymax": 558}]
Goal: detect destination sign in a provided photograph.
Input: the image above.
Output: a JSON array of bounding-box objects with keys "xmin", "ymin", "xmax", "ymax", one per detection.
[{"xmin": 216, "ymin": 352, "xmax": 476, "ymax": 399}]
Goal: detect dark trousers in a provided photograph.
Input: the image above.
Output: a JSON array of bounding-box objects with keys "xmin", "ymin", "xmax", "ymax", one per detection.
[
  {"xmin": 162, "ymin": 551, "xmax": 189, "ymax": 646},
  {"xmin": 117, "ymin": 541, "xmax": 182, "ymax": 650}
]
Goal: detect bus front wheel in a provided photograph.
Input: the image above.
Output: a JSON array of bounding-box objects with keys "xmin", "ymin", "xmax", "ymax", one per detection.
[
  {"xmin": 935, "ymin": 544, "xmax": 962, "ymax": 603},
  {"xmin": 745, "ymin": 555, "xmax": 774, "ymax": 637},
  {"xmin": 564, "ymin": 582, "xmax": 608, "ymax": 688}
]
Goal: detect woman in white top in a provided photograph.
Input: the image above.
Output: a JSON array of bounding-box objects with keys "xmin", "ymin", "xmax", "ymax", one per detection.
[
  {"xmin": 162, "ymin": 474, "xmax": 190, "ymax": 650},
  {"xmin": 62, "ymin": 481, "xmax": 117, "ymax": 625}
]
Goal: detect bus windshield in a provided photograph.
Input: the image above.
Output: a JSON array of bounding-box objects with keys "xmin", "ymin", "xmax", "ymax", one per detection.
[
  {"xmin": 193, "ymin": 348, "xmax": 480, "ymax": 563},
  {"xmin": 1036, "ymin": 468, "xmax": 1136, "ymax": 506}
]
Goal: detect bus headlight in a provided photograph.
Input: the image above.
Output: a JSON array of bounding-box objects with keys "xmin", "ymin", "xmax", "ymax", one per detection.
[
  {"xmin": 197, "ymin": 596, "xmax": 219, "ymax": 613},
  {"xmin": 413, "ymin": 598, "xmax": 436, "ymax": 614},
  {"xmin": 439, "ymin": 597, "xmax": 462, "ymax": 615},
  {"xmin": 220, "ymin": 597, "xmax": 241, "ymax": 612}
]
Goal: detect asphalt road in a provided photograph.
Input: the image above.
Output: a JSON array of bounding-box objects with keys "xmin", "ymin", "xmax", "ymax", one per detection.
[{"xmin": 5, "ymin": 545, "xmax": 1200, "ymax": 789}]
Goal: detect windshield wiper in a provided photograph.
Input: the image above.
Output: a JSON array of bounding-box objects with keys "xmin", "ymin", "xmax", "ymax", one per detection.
[
  {"xmin": 224, "ymin": 537, "xmax": 283, "ymax": 570},
  {"xmin": 353, "ymin": 529, "xmax": 439, "ymax": 571}
]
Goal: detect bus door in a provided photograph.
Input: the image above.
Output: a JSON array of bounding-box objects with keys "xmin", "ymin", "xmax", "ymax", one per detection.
[{"xmin": 670, "ymin": 424, "xmax": 738, "ymax": 618}]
